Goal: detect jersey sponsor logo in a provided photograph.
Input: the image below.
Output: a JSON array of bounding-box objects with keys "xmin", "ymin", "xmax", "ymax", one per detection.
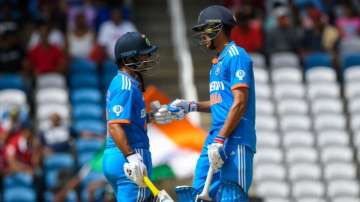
[
  {"xmin": 235, "ymin": 70, "xmax": 246, "ymax": 80},
  {"xmin": 210, "ymin": 93, "xmax": 223, "ymax": 105},
  {"xmin": 113, "ymin": 105, "xmax": 123, "ymax": 116},
  {"xmin": 209, "ymin": 81, "xmax": 225, "ymax": 92}
]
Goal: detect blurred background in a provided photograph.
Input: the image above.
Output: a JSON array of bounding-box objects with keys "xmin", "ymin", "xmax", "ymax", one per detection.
[{"xmin": 0, "ymin": 0, "xmax": 360, "ymax": 202}]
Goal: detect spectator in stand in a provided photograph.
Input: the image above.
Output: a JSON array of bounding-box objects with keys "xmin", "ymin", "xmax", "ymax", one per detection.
[
  {"xmin": 4, "ymin": 124, "xmax": 41, "ymax": 176},
  {"xmin": 97, "ymin": 7, "xmax": 137, "ymax": 59},
  {"xmin": 28, "ymin": 18, "xmax": 65, "ymax": 50},
  {"xmin": 265, "ymin": 6, "xmax": 303, "ymax": 54},
  {"xmin": 67, "ymin": 0, "xmax": 96, "ymax": 31},
  {"xmin": 40, "ymin": 113, "xmax": 71, "ymax": 156},
  {"xmin": 336, "ymin": 3, "xmax": 360, "ymax": 39},
  {"xmin": 231, "ymin": 5, "xmax": 263, "ymax": 52},
  {"xmin": 302, "ymin": 8, "xmax": 339, "ymax": 54},
  {"xmin": 27, "ymin": 20, "xmax": 66, "ymax": 75},
  {"xmin": 67, "ymin": 12, "xmax": 95, "ymax": 59},
  {"xmin": 0, "ymin": 23, "xmax": 25, "ymax": 73}
]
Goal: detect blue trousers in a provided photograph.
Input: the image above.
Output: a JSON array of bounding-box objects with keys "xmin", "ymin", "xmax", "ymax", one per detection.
[{"xmin": 102, "ymin": 147, "xmax": 152, "ymax": 202}]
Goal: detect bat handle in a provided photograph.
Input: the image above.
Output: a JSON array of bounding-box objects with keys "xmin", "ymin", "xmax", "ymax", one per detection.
[
  {"xmin": 199, "ymin": 166, "xmax": 214, "ymax": 199},
  {"xmin": 144, "ymin": 176, "xmax": 160, "ymax": 196}
]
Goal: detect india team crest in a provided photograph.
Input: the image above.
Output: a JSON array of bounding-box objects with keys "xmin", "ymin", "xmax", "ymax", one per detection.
[
  {"xmin": 113, "ymin": 105, "xmax": 124, "ymax": 116},
  {"xmin": 236, "ymin": 70, "xmax": 246, "ymax": 80}
]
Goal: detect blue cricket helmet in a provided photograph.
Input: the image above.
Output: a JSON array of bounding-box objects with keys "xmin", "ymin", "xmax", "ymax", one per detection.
[
  {"xmin": 114, "ymin": 32, "xmax": 158, "ymax": 62},
  {"xmin": 192, "ymin": 5, "xmax": 236, "ymax": 32}
]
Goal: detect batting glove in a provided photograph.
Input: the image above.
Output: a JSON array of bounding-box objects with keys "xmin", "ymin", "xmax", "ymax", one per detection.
[
  {"xmin": 124, "ymin": 152, "xmax": 147, "ymax": 187},
  {"xmin": 207, "ymin": 136, "xmax": 227, "ymax": 171},
  {"xmin": 170, "ymin": 99, "xmax": 198, "ymax": 114}
]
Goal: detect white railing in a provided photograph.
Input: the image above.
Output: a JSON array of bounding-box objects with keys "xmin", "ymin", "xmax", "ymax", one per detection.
[{"xmin": 168, "ymin": 0, "xmax": 200, "ymax": 125}]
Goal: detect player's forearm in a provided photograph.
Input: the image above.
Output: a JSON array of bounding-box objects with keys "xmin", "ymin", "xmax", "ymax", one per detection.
[
  {"xmin": 108, "ymin": 123, "xmax": 133, "ymax": 156},
  {"xmin": 197, "ymin": 101, "xmax": 211, "ymax": 113},
  {"xmin": 218, "ymin": 102, "xmax": 246, "ymax": 138}
]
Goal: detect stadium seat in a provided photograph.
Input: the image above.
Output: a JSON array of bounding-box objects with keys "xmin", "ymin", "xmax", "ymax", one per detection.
[
  {"xmin": 74, "ymin": 119, "xmax": 106, "ymax": 135},
  {"xmin": 344, "ymin": 65, "xmax": 360, "ymax": 83},
  {"xmin": 283, "ymin": 131, "xmax": 314, "ymax": 148},
  {"xmin": 324, "ymin": 163, "xmax": 357, "ymax": 181},
  {"xmin": 311, "ymin": 98, "xmax": 343, "ymax": 115},
  {"xmin": 342, "ymin": 54, "xmax": 360, "ymax": 69},
  {"xmin": 305, "ymin": 66, "xmax": 336, "ymax": 83},
  {"xmin": 292, "ymin": 180, "xmax": 325, "ymax": 198},
  {"xmin": 254, "ymin": 67, "xmax": 269, "ymax": 84},
  {"xmin": 345, "ymin": 81, "xmax": 360, "ymax": 99},
  {"xmin": 36, "ymin": 103, "xmax": 70, "ymax": 120},
  {"xmin": 317, "ymin": 130, "xmax": 349, "ymax": 148},
  {"xmin": 251, "ymin": 53, "xmax": 266, "ymax": 68},
  {"xmin": 332, "ymin": 197, "xmax": 360, "ymax": 202},
  {"xmin": 254, "ymin": 147, "xmax": 283, "ymax": 165},
  {"xmin": 44, "ymin": 153, "xmax": 75, "ymax": 170},
  {"xmin": 314, "ymin": 114, "xmax": 346, "ymax": 131},
  {"xmin": 354, "ymin": 131, "xmax": 360, "ymax": 148},
  {"xmin": 274, "ymin": 83, "xmax": 305, "ymax": 100},
  {"xmin": 307, "ymin": 83, "xmax": 340, "ymax": 100},
  {"xmin": 254, "ymin": 164, "xmax": 286, "ymax": 182},
  {"xmin": 289, "ymin": 163, "xmax": 321, "ymax": 181},
  {"xmin": 256, "ymin": 99, "xmax": 275, "ymax": 115},
  {"xmin": 78, "ymin": 152, "xmax": 96, "ymax": 167},
  {"xmin": 272, "ymin": 67, "xmax": 302, "ymax": 84},
  {"xmin": 270, "ymin": 52, "xmax": 299, "ymax": 68},
  {"xmin": 0, "ymin": 89, "xmax": 27, "ymax": 106},
  {"xmin": 286, "ymin": 147, "xmax": 318, "ymax": 164},
  {"xmin": 280, "ymin": 115, "xmax": 311, "ymax": 131},
  {"xmin": 321, "ymin": 146, "xmax": 353, "ymax": 163},
  {"xmin": 296, "ymin": 198, "xmax": 326, "ymax": 202},
  {"xmin": 44, "ymin": 190, "xmax": 77, "ymax": 202},
  {"xmin": 264, "ymin": 198, "xmax": 290, "ymax": 202},
  {"xmin": 0, "ymin": 74, "xmax": 26, "ymax": 90},
  {"xmin": 348, "ymin": 97, "xmax": 360, "ymax": 113},
  {"xmin": 304, "ymin": 52, "xmax": 332, "ymax": 70},
  {"xmin": 256, "ymin": 83, "xmax": 272, "ymax": 99},
  {"xmin": 257, "ymin": 131, "xmax": 280, "ymax": 148},
  {"xmin": 256, "ymin": 115, "xmax": 278, "ymax": 131},
  {"xmin": 76, "ymin": 138, "xmax": 103, "ymax": 154},
  {"xmin": 256, "ymin": 181, "xmax": 290, "ymax": 198},
  {"xmin": 72, "ymin": 103, "xmax": 103, "ymax": 120},
  {"xmin": 71, "ymin": 88, "xmax": 102, "ymax": 104},
  {"xmin": 350, "ymin": 114, "xmax": 360, "ymax": 132},
  {"xmin": 69, "ymin": 74, "xmax": 99, "ymax": 89},
  {"xmin": 36, "ymin": 88, "xmax": 68, "ymax": 104},
  {"xmin": 327, "ymin": 180, "xmax": 360, "ymax": 198},
  {"xmin": 339, "ymin": 38, "xmax": 360, "ymax": 57},
  {"xmin": 70, "ymin": 58, "xmax": 97, "ymax": 74},
  {"xmin": 37, "ymin": 73, "xmax": 66, "ymax": 89},
  {"xmin": 3, "ymin": 187, "xmax": 36, "ymax": 202},
  {"xmin": 277, "ymin": 99, "xmax": 308, "ymax": 115},
  {"xmin": 3, "ymin": 172, "xmax": 33, "ymax": 188},
  {"xmin": 80, "ymin": 184, "xmax": 105, "ymax": 202}
]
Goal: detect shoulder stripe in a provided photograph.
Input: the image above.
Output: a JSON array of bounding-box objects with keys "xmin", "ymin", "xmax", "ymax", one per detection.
[
  {"xmin": 228, "ymin": 48, "xmax": 234, "ymax": 57},
  {"xmin": 232, "ymin": 46, "xmax": 239, "ymax": 55},
  {"xmin": 127, "ymin": 78, "xmax": 131, "ymax": 90},
  {"xmin": 230, "ymin": 46, "xmax": 239, "ymax": 56},
  {"xmin": 121, "ymin": 75, "xmax": 125, "ymax": 90}
]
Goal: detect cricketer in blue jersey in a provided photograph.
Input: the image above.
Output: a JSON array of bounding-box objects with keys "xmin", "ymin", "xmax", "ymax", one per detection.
[
  {"xmin": 166, "ymin": 5, "xmax": 256, "ymax": 202},
  {"xmin": 102, "ymin": 32, "xmax": 160, "ymax": 202}
]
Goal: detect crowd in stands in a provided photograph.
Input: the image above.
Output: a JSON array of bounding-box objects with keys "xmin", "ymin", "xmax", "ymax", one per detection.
[{"xmin": 0, "ymin": 0, "xmax": 136, "ymax": 201}]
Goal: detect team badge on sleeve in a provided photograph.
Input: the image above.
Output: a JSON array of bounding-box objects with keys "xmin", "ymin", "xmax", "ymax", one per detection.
[
  {"xmin": 113, "ymin": 105, "xmax": 124, "ymax": 116},
  {"xmin": 236, "ymin": 70, "xmax": 246, "ymax": 80}
]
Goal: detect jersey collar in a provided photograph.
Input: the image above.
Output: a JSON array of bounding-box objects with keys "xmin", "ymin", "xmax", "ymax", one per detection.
[
  {"xmin": 218, "ymin": 41, "xmax": 235, "ymax": 61},
  {"xmin": 118, "ymin": 70, "xmax": 140, "ymax": 86}
]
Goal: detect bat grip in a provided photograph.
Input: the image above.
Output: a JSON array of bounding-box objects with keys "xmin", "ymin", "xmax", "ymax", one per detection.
[{"xmin": 144, "ymin": 176, "xmax": 160, "ymax": 196}]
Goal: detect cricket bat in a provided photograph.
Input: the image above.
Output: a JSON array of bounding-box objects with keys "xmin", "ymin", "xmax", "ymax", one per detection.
[
  {"xmin": 143, "ymin": 176, "xmax": 175, "ymax": 202},
  {"xmin": 195, "ymin": 166, "xmax": 215, "ymax": 202}
]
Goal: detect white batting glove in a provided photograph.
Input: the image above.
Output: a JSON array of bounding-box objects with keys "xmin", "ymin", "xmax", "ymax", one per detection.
[
  {"xmin": 207, "ymin": 136, "xmax": 227, "ymax": 171},
  {"xmin": 170, "ymin": 99, "xmax": 197, "ymax": 114},
  {"xmin": 123, "ymin": 153, "xmax": 147, "ymax": 187}
]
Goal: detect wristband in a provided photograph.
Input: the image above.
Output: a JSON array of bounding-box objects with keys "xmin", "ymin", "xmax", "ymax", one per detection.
[
  {"xmin": 189, "ymin": 101, "xmax": 198, "ymax": 112},
  {"xmin": 214, "ymin": 135, "xmax": 226, "ymax": 144}
]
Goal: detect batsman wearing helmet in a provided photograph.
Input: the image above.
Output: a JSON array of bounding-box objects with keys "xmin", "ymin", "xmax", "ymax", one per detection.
[
  {"xmin": 102, "ymin": 32, "xmax": 160, "ymax": 202},
  {"xmin": 167, "ymin": 5, "xmax": 256, "ymax": 201}
]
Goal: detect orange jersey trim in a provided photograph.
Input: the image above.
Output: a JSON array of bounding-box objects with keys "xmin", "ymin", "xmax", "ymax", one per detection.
[
  {"xmin": 231, "ymin": 83, "xmax": 249, "ymax": 90},
  {"xmin": 108, "ymin": 119, "xmax": 131, "ymax": 124}
]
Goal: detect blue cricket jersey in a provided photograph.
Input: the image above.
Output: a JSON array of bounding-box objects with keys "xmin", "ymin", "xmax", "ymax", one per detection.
[
  {"xmin": 105, "ymin": 70, "xmax": 149, "ymax": 149},
  {"xmin": 209, "ymin": 41, "xmax": 256, "ymax": 152}
]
